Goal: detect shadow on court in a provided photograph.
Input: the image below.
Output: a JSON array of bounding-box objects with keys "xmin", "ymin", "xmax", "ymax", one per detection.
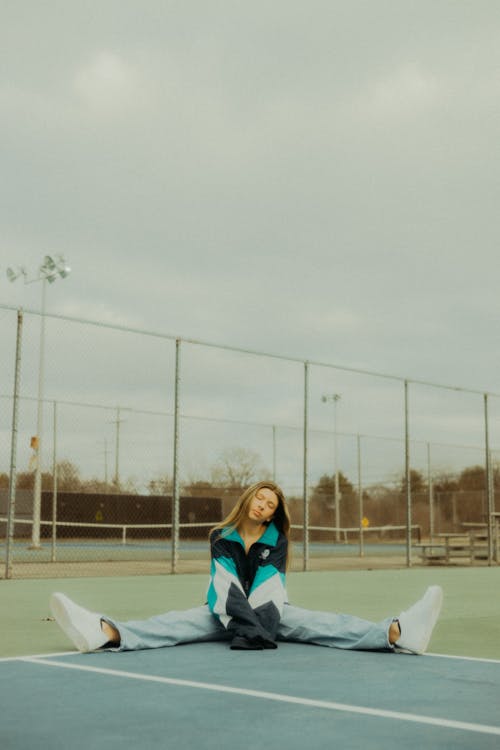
[{"xmin": 2, "ymin": 642, "xmax": 499, "ymax": 749}]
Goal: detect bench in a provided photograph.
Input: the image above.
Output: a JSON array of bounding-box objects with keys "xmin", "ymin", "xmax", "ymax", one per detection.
[
  {"xmin": 414, "ymin": 530, "xmax": 489, "ymax": 565},
  {"xmin": 412, "ymin": 543, "xmax": 447, "ymax": 564}
]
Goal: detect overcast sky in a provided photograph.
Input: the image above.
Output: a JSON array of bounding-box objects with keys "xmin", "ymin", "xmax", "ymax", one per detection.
[{"xmin": 1, "ymin": 2, "xmax": 499, "ymax": 486}]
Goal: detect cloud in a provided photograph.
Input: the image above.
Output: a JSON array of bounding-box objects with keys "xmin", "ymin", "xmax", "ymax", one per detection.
[
  {"xmin": 73, "ymin": 51, "xmax": 146, "ymax": 116},
  {"xmin": 356, "ymin": 64, "xmax": 439, "ymax": 124},
  {"xmin": 1, "ymin": 0, "xmax": 500, "ymax": 490}
]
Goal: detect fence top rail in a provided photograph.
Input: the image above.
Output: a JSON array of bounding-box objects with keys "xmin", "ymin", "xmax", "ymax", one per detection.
[{"xmin": 2, "ymin": 303, "xmax": 499, "ymax": 398}]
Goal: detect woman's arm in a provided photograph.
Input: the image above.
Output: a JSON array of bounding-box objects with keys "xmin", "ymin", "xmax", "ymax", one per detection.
[{"xmin": 247, "ymin": 534, "xmax": 288, "ymax": 633}]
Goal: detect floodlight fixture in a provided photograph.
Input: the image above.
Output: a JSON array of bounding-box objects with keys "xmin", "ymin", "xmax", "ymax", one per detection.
[
  {"xmin": 42, "ymin": 255, "xmax": 56, "ymax": 272},
  {"xmin": 6, "ymin": 255, "xmax": 71, "ymax": 286},
  {"xmin": 6, "ymin": 266, "xmax": 27, "ymax": 283},
  {"xmin": 58, "ymin": 263, "xmax": 71, "ymax": 278},
  {"xmin": 39, "ymin": 254, "xmax": 71, "ymax": 283},
  {"xmin": 322, "ymin": 393, "xmax": 341, "ymax": 404}
]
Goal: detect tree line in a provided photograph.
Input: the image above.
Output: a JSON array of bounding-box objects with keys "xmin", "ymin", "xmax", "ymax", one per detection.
[{"xmin": 1, "ymin": 448, "xmax": 496, "ymax": 533}]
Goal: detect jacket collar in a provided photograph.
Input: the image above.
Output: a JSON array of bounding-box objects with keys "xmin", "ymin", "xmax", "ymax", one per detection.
[{"xmin": 225, "ymin": 521, "xmax": 279, "ymax": 548}]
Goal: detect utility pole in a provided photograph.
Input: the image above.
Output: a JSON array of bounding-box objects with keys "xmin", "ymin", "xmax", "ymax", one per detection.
[
  {"xmin": 101, "ymin": 438, "xmax": 110, "ymax": 488},
  {"xmin": 110, "ymin": 407, "xmax": 125, "ymax": 491}
]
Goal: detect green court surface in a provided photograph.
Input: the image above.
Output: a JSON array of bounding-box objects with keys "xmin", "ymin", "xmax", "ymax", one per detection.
[
  {"xmin": 1, "ymin": 567, "xmax": 499, "ymax": 749},
  {"xmin": 1, "ymin": 566, "xmax": 499, "ymax": 660}
]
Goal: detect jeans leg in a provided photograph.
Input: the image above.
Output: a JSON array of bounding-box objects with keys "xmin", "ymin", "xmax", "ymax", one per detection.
[
  {"xmin": 105, "ymin": 605, "xmax": 230, "ymax": 652},
  {"xmin": 278, "ymin": 604, "xmax": 394, "ymax": 651}
]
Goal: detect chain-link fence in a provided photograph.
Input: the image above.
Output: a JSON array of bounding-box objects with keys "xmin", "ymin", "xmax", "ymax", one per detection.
[{"xmin": 1, "ymin": 305, "xmax": 499, "ymax": 578}]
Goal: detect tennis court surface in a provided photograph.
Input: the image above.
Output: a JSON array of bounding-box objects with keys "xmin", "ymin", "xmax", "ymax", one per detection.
[{"xmin": 1, "ymin": 567, "xmax": 499, "ymax": 749}]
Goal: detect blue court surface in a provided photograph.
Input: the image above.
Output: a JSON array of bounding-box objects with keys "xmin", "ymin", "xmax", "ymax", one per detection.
[{"xmin": 2, "ymin": 642, "xmax": 499, "ymax": 749}]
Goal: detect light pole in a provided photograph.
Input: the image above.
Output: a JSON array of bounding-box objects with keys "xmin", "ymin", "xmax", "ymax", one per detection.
[
  {"xmin": 7, "ymin": 255, "xmax": 70, "ymax": 548},
  {"xmin": 321, "ymin": 393, "xmax": 342, "ymax": 542}
]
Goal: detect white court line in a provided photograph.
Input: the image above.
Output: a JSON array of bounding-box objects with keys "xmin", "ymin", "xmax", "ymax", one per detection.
[
  {"xmin": 22, "ymin": 656, "xmax": 500, "ymax": 738},
  {"xmin": 427, "ymin": 652, "xmax": 500, "ymax": 665},
  {"xmin": 0, "ymin": 650, "xmax": 74, "ymax": 663},
  {"xmin": 3, "ymin": 649, "xmax": 500, "ymax": 665}
]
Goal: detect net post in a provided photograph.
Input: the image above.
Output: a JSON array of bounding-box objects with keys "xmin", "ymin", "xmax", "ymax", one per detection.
[{"xmin": 5, "ymin": 309, "xmax": 23, "ymax": 580}]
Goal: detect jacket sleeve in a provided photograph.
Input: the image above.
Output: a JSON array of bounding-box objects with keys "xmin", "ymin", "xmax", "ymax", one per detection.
[{"xmin": 207, "ymin": 531, "xmax": 287, "ymax": 645}]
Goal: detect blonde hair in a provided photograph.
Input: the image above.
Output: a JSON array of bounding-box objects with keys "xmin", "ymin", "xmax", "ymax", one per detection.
[{"xmin": 212, "ymin": 480, "xmax": 291, "ymax": 539}]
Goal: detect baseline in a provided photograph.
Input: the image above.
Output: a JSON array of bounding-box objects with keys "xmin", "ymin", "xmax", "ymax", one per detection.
[
  {"xmin": 2, "ymin": 649, "xmax": 499, "ymax": 665},
  {"xmin": 427, "ymin": 652, "xmax": 500, "ymax": 665},
  {"xmin": 23, "ymin": 656, "xmax": 500, "ymax": 738},
  {"xmin": 0, "ymin": 650, "xmax": 73, "ymax": 663}
]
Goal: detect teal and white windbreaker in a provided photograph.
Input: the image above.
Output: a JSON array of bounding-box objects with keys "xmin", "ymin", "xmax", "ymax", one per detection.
[{"xmin": 207, "ymin": 521, "xmax": 288, "ymax": 646}]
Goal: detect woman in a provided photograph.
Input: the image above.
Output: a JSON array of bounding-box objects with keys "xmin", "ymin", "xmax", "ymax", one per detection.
[{"xmin": 50, "ymin": 481, "xmax": 443, "ymax": 654}]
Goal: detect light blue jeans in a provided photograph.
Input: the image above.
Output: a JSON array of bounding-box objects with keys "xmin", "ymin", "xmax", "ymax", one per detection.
[{"xmin": 107, "ymin": 604, "xmax": 394, "ymax": 652}]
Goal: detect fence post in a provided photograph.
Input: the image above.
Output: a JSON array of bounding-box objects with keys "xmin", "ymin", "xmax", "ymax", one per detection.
[
  {"xmin": 357, "ymin": 434, "xmax": 364, "ymax": 558},
  {"xmin": 302, "ymin": 361, "xmax": 309, "ymax": 571},
  {"xmin": 113, "ymin": 406, "xmax": 122, "ymax": 490},
  {"xmin": 404, "ymin": 380, "xmax": 412, "ymax": 567},
  {"xmin": 427, "ymin": 442, "xmax": 434, "ymax": 541},
  {"xmin": 484, "ymin": 393, "xmax": 494, "ymax": 565},
  {"xmin": 171, "ymin": 338, "xmax": 181, "ymax": 573},
  {"xmin": 51, "ymin": 400, "xmax": 58, "ymax": 563},
  {"xmin": 5, "ymin": 309, "xmax": 23, "ymax": 579}
]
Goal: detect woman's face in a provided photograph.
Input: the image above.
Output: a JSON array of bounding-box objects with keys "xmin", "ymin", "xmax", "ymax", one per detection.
[{"xmin": 247, "ymin": 487, "xmax": 279, "ymax": 524}]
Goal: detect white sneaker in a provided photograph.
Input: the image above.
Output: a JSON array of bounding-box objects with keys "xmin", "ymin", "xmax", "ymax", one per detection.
[
  {"xmin": 395, "ymin": 585, "xmax": 443, "ymax": 655},
  {"xmin": 50, "ymin": 592, "xmax": 109, "ymax": 653}
]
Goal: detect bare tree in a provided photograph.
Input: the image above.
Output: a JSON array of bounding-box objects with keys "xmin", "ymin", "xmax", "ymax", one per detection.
[
  {"xmin": 147, "ymin": 475, "xmax": 173, "ymax": 495},
  {"xmin": 56, "ymin": 460, "xmax": 82, "ymax": 491},
  {"xmin": 211, "ymin": 447, "xmax": 270, "ymax": 490}
]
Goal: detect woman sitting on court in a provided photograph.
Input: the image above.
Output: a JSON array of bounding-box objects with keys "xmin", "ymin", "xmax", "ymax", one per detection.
[{"xmin": 50, "ymin": 481, "xmax": 443, "ymax": 654}]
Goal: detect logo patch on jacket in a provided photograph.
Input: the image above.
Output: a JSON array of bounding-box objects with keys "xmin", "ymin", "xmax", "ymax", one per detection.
[{"xmin": 260, "ymin": 549, "xmax": 270, "ymax": 560}]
